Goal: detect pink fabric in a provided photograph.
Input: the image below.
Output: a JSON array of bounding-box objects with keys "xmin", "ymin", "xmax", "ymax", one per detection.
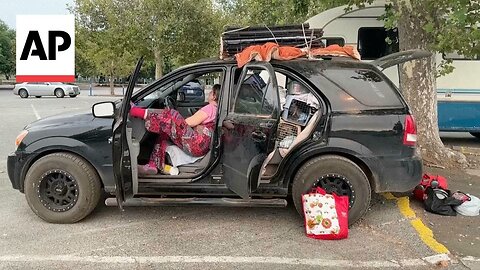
[
  {"xmin": 199, "ymin": 104, "xmax": 217, "ymax": 125},
  {"xmin": 130, "ymin": 106, "xmax": 146, "ymax": 119}
]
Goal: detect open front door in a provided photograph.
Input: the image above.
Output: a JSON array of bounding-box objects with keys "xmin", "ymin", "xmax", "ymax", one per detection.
[
  {"xmin": 112, "ymin": 58, "xmax": 143, "ymax": 209},
  {"xmin": 222, "ymin": 62, "xmax": 280, "ymax": 199}
]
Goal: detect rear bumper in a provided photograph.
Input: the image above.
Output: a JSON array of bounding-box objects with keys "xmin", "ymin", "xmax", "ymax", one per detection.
[{"xmin": 373, "ymin": 154, "xmax": 423, "ymax": 193}]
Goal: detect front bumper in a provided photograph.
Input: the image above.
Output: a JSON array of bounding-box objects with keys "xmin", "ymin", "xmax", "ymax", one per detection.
[
  {"xmin": 7, "ymin": 152, "xmax": 23, "ymax": 191},
  {"xmin": 68, "ymin": 87, "xmax": 80, "ymax": 95}
]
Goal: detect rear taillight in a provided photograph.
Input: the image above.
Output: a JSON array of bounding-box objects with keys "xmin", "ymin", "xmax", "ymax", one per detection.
[{"xmin": 403, "ymin": 115, "xmax": 417, "ymax": 146}]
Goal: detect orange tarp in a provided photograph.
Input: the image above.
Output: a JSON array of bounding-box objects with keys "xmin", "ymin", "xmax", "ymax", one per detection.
[
  {"xmin": 235, "ymin": 43, "xmax": 361, "ymax": 67},
  {"xmin": 310, "ymin": 44, "xmax": 361, "ymax": 60},
  {"xmin": 235, "ymin": 42, "xmax": 305, "ymax": 68}
]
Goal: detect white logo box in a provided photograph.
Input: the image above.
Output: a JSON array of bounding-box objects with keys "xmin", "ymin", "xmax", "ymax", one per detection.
[{"xmin": 16, "ymin": 15, "xmax": 75, "ymax": 82}]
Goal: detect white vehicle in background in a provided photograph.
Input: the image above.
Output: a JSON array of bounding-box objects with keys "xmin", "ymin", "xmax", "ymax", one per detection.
[
  {"xmin": 13, "ymin": 82, "xmax": 80, "ymax": 98},
  {"xmin": 307, "ymin": 1, "xmax": 480, "ymax": 136}
]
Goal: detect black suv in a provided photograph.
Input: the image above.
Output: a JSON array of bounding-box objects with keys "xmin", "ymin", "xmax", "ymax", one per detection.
[{"xmin": 8, "ymin": 51, "xmax": 423, "ymax": 225}]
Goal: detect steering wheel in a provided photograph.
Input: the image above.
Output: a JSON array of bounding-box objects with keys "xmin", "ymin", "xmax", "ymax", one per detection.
[{"xmin": 164, "ymin": 96, "xmax": 175, "ymax": 109}]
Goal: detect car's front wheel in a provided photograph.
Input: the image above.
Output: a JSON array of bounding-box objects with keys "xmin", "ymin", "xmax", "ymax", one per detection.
[
  {"xmin": 292, "ymin": 155, "xmax": 371, "ymax": 226},
  {"xmin": 24, "ymin": 153, "xmax": 102, "ymax": 223},
  {"xmin": 19, "ymin": 89, "xmax": 29, "ymax": 98},
  {"xmin": 54, "ymin": 88, "xmax": 65, "ymax": 98}
]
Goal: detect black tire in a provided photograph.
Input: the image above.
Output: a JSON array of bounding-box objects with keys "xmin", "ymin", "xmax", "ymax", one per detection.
[
  {"xmin": 69, "ymin": 94, "xmax": 77, "ymax": 98},
  {"xmin": 54, "ymin": 88, "xmax": 65, "ymax": 98},
  {"xmin": 24, "ymin": 153, "xmax": 102, "ymax": 223},
  {"xmin": 292, "ymin": 155, "xmax": 371, "ymax": 226},
  {"xmin": 35, "ymin": 96, "xmax": 41, "ymax": 98},
  {"xmin": 19, "ymin": 89, "xmax": 29, "ymax": 98},
  {"xmin": 470, "ymin": 132, "xmax": 480, "ymax": 139}
]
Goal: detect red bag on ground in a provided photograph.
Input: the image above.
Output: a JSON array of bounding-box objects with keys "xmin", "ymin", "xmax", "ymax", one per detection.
[
  {"xmin": 302, "ymin": 187, "xmax": 349, "ymax": 240},
  {"xmin": 413, "ymin": 174, "xmax": 448, "ymax": 201}
]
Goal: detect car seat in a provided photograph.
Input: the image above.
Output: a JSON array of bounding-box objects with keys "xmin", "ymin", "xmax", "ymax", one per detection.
[{"xmin": 260, "ymin": 111, "xmax": 320, "ymax": 177}]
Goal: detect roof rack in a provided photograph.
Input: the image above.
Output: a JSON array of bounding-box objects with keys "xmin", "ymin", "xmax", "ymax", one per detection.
[{"xmin": 220, "ymin": 24, "xmax": 324, "ymax": 59}]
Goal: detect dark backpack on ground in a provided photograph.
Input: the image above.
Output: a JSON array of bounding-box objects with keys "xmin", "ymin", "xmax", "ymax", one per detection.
[{"xmin": 424, "ymin": 187, "xmax": 463, "ymax": 216}]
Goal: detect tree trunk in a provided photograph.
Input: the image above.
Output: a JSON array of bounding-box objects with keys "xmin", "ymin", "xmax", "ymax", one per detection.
[
  {"xmin": 109, "ymin": 75, "xmax": 115, "ymax": 96},
  {"xmin": 110, "ymin": 61, "xmax": 115, "ymax": 96},
  {"xmin": 395, "ymin": 0, "xmax": 466, "ymax": 167},
  {"xmin": 154, "ymin": 49, "xmax": 163, "ymax": 80}
]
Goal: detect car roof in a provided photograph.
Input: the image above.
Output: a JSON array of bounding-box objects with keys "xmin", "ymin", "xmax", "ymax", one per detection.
[{"xmin": 195, "ymin": 57, "xmax": 377, "ymax": 71}]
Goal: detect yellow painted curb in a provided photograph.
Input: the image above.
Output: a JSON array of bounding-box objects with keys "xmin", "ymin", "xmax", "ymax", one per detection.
[
  {"xmin": 397, "ymin": 197, "xmax": 416, "ymax": 219},
  {"xmin": 382, "ymin": 193, "xmax": 449, "ymax": 254}
]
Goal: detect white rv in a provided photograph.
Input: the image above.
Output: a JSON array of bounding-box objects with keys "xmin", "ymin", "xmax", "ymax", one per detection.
[{"xmin": 306, "ymin": 2, "xmax": 480, "ymax": 135}]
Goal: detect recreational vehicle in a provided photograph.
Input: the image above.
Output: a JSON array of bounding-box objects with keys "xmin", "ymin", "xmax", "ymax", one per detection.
[{"xmin": 307, "ymin": 2, "xmax": 480, "ymax": 137}]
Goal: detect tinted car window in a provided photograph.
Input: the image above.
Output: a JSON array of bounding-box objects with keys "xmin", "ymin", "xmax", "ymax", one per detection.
[
  {"xmin": 358, "ymin": 27, "xmax": 399, "ymax": 60},
  {"xmin": 322, "ymin": 68, "xmax": 403, "ymax": 107},
  {"xmin": 234, "ymin": 69, "xmax": 276, "ymax": 115}
]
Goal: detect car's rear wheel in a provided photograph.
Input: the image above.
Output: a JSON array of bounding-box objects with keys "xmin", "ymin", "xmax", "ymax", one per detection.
[
  {"xmin": 24, "ymin": 153, "xmax": 102, "ymax": 223},
  {"xmin": 69, "ymin": 94, "xmax": 77, "ymax": 98},
  {"xmin": 292, "ymin": 155, "xmax": 371, "ymax": 226},
  {"xmin": 470, "ymin": 132, "xmax": 480, "ymax": 139},
  {"xmin": 19, "ymin": 89, "xmax": 29, "ymax": 98},
  {"xmin": 54, "ymin": 88, "xmax": 65, "ymax": 98}
]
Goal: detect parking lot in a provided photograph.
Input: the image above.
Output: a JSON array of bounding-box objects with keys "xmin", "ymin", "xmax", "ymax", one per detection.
[{"xmin": 0, "ymin": 90, "xmax": 477, "ymax": 269}]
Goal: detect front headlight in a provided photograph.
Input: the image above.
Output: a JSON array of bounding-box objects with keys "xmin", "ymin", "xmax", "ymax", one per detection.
[{"xmin": 15, "ymin": 130, "xmax": 28, "ymax": 149}]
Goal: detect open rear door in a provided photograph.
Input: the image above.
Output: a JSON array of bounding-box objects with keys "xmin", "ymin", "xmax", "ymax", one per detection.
[
  {"xmin": 371, "ymin": 49, "xmax": 432, "ymax": 71},
  {"xmin": 112, "ymin": 58, "xmax": 143, "ymax": 209},
  {"xmin": 222, "ymin": 62, "xmax": 280, "ymax": 199}
]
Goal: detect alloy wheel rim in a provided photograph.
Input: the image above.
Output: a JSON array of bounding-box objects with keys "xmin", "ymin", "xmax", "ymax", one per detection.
[{"xmin": 37, "ymin": 169, "xmax": 79, "ymax": 212}]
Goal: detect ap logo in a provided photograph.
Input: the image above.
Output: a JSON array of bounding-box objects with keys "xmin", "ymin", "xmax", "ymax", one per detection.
[{"xmin": 16, "ymin": 15, "xmax": 75, "ymax": 82}]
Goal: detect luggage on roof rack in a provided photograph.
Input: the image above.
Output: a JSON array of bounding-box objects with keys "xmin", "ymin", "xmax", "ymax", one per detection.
[{"xmin": 220, "ymin": 24, "xmax": 324, "ymax": 59}]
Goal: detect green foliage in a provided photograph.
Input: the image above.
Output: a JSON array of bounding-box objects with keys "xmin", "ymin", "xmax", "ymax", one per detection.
[
  {"xmin": 216, "ymin": 0, "xmax": 345, "ymax": 25},
  {"xmin": 72, "ymin": 0, "xmax": 479, "ymax": 80},
  {"xmin": 138, "ymin": 0, "xmax": 222, "ymax": 66},
  {"xmin": 0, "ymin": 20, "xmax": 15, "ymax": 79},
  {"xmin": 348, "ymin": 0, "xmax": 480, "ymax": 74},
  {"xmin": 426, "ymin": 0, "xmax": 480, "ymax": 59},
  {"xmin": 72, "ymin": 0, "xmax": 138, "ymax": 79},
  {"xmin": 72, "ymin": 0, "xmax": 222, "ymax": 81}
]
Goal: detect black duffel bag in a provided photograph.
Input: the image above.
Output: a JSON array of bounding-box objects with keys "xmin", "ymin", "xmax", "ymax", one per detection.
[{"xmin": 424, "ymin": 187, "xmax": 463, "ymax": 216}]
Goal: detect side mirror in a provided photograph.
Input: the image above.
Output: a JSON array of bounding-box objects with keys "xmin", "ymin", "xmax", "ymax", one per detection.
[{"xmin": 92, "ymin": 101, "xmax": 115, "ymax": 118}]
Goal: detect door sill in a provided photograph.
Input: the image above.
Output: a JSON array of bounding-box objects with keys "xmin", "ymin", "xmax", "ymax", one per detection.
[
  {"xmin": 105, "ymin": 197, "xmax": 288, "ymax": 207},
  {"xmin": 138, "ymin": 177, "xmax": 193, "ymax": 183}
]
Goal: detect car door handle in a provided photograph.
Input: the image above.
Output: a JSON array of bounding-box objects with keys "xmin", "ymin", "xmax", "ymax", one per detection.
[
  {"xmin": 251, "ymin": 131, "xmax": 267, "ymax": 142},
  {"xmin": 259, "ymin": 122, "xmax": 273, "ymax": 128}
]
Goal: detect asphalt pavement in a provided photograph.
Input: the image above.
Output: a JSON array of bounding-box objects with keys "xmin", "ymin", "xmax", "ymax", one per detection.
[{"xmin": 0, "ymin": 91, "xmax": 477, "ymax": 269}]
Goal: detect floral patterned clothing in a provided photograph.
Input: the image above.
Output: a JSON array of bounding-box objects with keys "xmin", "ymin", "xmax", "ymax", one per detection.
[{"xmin": 144, "ymin": 108, "xmax": 215, "ymax": 170}]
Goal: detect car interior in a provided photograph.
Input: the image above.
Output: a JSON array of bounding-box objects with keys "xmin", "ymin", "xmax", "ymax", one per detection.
[
  {"xmin": 126, "ymin": 70, "xmax": 224, "ymax": 182},
  {"xmin": 259, "ymin": 72, "xmax": 322, "ymax": 180},
  {"xmin": 126, "ymin": 67, "xmax": 322, "ymax": 184}
]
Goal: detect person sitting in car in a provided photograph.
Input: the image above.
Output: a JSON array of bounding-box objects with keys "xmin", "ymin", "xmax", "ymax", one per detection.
[{"xmin": 130, "ymin": 84, "xmax": 220, "ymax": 175}]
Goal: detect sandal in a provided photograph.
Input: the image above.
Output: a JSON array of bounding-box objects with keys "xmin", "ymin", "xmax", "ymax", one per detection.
[{"xmin": 138, "ymin": 164, "xmax": 158, "ymax": 175}]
